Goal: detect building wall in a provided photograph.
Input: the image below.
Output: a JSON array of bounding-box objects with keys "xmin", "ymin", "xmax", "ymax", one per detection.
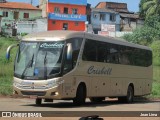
[
  {"xmin": 48, "ymin": 3, "xmax": 86, "ymax": 15},
  {"xmin": 0, "ymin": 9, "xmax": 41, "ymax": 27},
  {"xmin": 4, "ymin": 18, "xmax": 47, "ymax": 36},
  {"xmin": 120, "ymin": 18, "xmax": 144, "ymax": 31},
  {"xmin": 48, "ymin": 0, "xmax": 87, "ymax": 5},
  {"xmin": 17, "ymin": 18, "xmax": 47, "ymax": 34},
  {"xmin": 47, "ymin": 0, "xmax": 87, "ymax": 31},
  {"xmin": 39, "ymin": 0, "xmax": 47, "ymax": 17},
  {"xmin": 48, "ymin": 20, "xmax": 85, "ymax": 31},
  {"xmin": 91, "ymin": 12, "xmax": 120, "ymax": 31}
]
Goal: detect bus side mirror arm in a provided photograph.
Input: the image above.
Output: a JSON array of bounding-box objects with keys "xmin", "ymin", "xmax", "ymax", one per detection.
[
  {"xmin": 6, "ymin": 44, "xmax": 19, "ymax": 60},
  {"xmin": 67, "ymin": 43, "xmax": 72, "ymax": 60}
]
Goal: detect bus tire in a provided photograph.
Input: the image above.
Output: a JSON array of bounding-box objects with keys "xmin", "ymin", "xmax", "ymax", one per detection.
[
  {"xmin": 35, "ymin": 98, "xmax": 42, "ymax": 105},
  {"xmin": 118, "ymin": 97, "xmax": 126, "ymax": 103},
  {"xmin": 126, "ymin": 85, "xmax": 134, "ymax": 103},
  {"xmin": 73, "ymin": 84, "xmax": 86, "ymax": 105},
  {"xmin": 118, "ymin": 86, "xmax": 134, "ymax": 103},
  {"xmin": 90, "ymin": 97, "xmax": 105, "ymax": 103}
]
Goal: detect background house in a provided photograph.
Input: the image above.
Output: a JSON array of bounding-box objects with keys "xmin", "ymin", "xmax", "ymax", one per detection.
[
  {"xmin": 0, "ymin": 1, "xmax": 41, "ymax": 36},
  {"xmin": 95, "ymin": 2, "xmax": 144, "ymax": 32},
  {"xmin": 47, "ymin": 0, "xmax": 87, "ymax": 31},
  {"xmin": 120, "ymin": 13, "xmax": 144, "ymax": 31},
  {"xmin": 91, "ymin": 8, "xmax": 120, "ymax": 34},
  {"xmin": 96, "ymin": 2, "xmax": 128, "ymax": 13}
]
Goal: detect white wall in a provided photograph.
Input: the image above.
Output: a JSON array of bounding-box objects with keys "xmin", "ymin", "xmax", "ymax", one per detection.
[
  {"xmin": 17, "ymin": 18, "xmax": 47, "ymax": 34},
  {"xmin": 98, "ymin": 31, "xmax": 132, "ymax": 38}
]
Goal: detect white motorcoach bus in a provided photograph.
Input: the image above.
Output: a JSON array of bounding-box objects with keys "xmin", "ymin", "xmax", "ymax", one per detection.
[{"xmin": 6, "ymin": 30, "xmax": 152, "ymax": 105}]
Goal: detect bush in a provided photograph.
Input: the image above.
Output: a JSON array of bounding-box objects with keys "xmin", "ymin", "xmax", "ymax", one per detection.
[
  {"xmin": 150, "ymin": 41, "xmax": 160, "ymax": 66},
  {"xmin": 123, "ymin": 26, "xmax": 159, "ymax": 45},
  {"xmin": 123, "ymin": 15, "xmax": 160, "ymax": 46},
  {"xmin": 0, "ymin": 37, "xmax": 18, "ymax": 95}
]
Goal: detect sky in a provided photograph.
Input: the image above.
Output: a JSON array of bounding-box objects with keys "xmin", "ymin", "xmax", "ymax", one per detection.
[{"xmin": 7, "ymin": 0, "xmax": 140, "ymax": 12}]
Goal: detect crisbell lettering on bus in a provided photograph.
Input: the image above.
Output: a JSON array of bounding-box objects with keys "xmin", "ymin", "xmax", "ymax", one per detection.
[{"xmin": 87, "ymin": 66, "xmax": 112, "ymax": 75}]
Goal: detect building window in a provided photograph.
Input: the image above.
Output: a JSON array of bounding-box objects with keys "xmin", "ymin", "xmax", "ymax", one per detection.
[
  {"xmin": 110, "ymin": 13, "xmax": 116, "ymax": 21},
  {"xmin": 72, "ymin": 8, "xmax": 78, "ymax": 14},
  {"xmin": 24, "ymin": 13, "xmax": 29, "ymax": 18},
  {"xmin": 64, "ymin": 7, "xmax": 68, "ymax": 14},
  {"xmin": 100, "ymin": 14, "xmax": 105, "ymax": 21},
  {"xmin": 54, "ymin": 7, "xmax": 60, "ymax": 13},
  {"xmin": 93, "ymin": 14, "xmax": 98, "ymax": 18},
  {"xmin": 52, "ymin": 21, "xmax": 56, "ymax": 24},
  {"xmin": 63, "ymin": 23, "xmax": 68, "ymax": 30},
  {"xmin": 14, "ymin": 12, "xmax": 19, "ymax": 20},
  {"xmin": 3, "ymin": 11, "xmax": 8, "ymax": 17},
  {"xmin": 75, "ymin": 22, "xmax": 79, "ymax": 26}
]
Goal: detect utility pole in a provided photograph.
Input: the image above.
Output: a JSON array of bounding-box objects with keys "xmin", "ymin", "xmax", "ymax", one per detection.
[{"xmin": 30, "ymin": 0, "xmax": 33, "ymax": 5}]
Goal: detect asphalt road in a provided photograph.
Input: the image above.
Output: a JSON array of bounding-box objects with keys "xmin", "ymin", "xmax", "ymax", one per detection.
[{"xmin": 0, "ymin": 97, "xmax": 159, "ymax": 120}]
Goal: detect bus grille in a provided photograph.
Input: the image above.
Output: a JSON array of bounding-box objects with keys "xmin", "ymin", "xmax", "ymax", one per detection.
[{"xmin": 21, "ymin": 91, "xmax": 46, "ymax": 96}]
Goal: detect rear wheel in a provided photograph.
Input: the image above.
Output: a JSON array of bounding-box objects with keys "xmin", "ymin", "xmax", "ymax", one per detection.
[
  {"xmin": 35, "ymin": 98, "xmax": 42, "ymax": 105},
  {"xmin": 73, "ymin": 84, "xmax": 86, "ymax": 105},
  {"xmin": 118, "ymin": 86, "xmax": 134, "ymax": 103},
  {"xmin": 90, "ymin": 97, "xmax": 105, "ymax": 103},
  {"xmin": 126, "ymin": 86, "xmax": 134, "ymax": 103}
]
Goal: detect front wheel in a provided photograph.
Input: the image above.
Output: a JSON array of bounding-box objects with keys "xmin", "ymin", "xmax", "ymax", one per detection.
[
  {"xmin": 73, "ymin": 85, "xmax": 86, "ymax": 105},
  {"xmin": 35, "ymin": 98, "xmax": 42, "ymax": 105}
]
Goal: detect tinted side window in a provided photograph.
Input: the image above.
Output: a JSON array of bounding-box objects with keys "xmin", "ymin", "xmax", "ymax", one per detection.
[
  {"xmin": 82, "ymin": 39, "xmax": 97, "ymax": 61},
  {"xmin": 119, "ymin": 46, "xmax": 130, "ymax": 65},
  {"xmin": 107, "ymin": 44, "xmax": 120, "ymax": 64},
  {"xmin": 97, "ymin": 42, "xmax": 106, "ymax": 62},
  {"xmin": 82, "ymin": 39, "xmax": 152, "ymax": 67}
]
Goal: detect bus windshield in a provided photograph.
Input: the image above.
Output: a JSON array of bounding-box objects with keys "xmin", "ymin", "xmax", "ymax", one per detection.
[{"xmin": 14, "ymin": 41, "xmax": 65, "ymax": 80}]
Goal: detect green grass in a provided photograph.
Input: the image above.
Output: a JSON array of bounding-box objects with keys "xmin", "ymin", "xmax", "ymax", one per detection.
[
  {"xmin": 0, "ymin": 37, "xmax": 18, "ymax": 95},
  {"xmin": 0, "ymin": 37, "xmax": 160, "ymax": 98},
  {"xmin": 149, "ymin": 66, "xmax": 160, "ymax": 98}
]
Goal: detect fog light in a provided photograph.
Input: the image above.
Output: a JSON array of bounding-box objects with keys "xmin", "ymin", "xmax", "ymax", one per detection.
[
  {"xmin": 51, "ymin": 92, "xmax": 59, "ymax": 96},
  {"xmin": 55, "ymin": 92, "xmax": 59, "ymax": 95}
]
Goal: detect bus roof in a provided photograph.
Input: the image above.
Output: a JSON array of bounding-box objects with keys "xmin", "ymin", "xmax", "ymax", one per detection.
[{"xmin": 22, "ymin": 30, "xmax": 151, "ymax": 51}]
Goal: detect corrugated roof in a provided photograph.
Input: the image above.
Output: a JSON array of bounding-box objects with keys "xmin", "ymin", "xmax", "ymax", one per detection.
[
  {"xmin": 95, "ymin": 2, "xmax": 127, "ymax": 7},
  {"xmin": 0, "ymin": 2, "xmax": 41, "ymax": 10},
  {"xmin": 92, "ymin": 8, "xmax": 118, "ymax": 14},
  {"xmin": 120, "ymin": 13, "xmax": 139, "ymax": 19}
]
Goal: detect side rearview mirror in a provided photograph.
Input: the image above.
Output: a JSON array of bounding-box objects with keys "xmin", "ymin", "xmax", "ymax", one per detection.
[
  {"xmin": 6, "ymin": 44, "xmax": 19, "ymax": 60},
  {"xmin": 67, "ymin": 43, "xmax": 72, "ymax": 60}
]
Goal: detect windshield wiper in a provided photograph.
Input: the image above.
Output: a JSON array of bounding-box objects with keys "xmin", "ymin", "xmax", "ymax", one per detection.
[
  {"xmin": 21, "ymin": 54, "xmax": 34, "ymax": 79},
  {"xmin": 44, "ymin": 52, "xmax": 48, "ymax": 79},
  {"xmin": 17, "ymin": 46, "xmax": 21, "ymax": 63}
]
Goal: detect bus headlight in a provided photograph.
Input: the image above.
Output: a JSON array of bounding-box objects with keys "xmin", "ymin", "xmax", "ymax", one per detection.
[
  {"xmin": 46, "ymin": 79, "xmax": 64, "ymax": 89},
  {"xmin": 13, "ymin": 81, "xmax": 21, "ymax": 88}
]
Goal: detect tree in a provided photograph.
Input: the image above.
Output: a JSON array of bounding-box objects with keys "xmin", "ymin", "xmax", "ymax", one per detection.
[
  {"xmin": 142, "ymin": 0, "xmax": 160, "ymax": 18},
  {"xmin": 139, "ymin": 0, "xmax": 150, "ymax": 18},
  {"xmin": 123, "ymin": 15, "xmax": 160, "ymax": 45}
]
